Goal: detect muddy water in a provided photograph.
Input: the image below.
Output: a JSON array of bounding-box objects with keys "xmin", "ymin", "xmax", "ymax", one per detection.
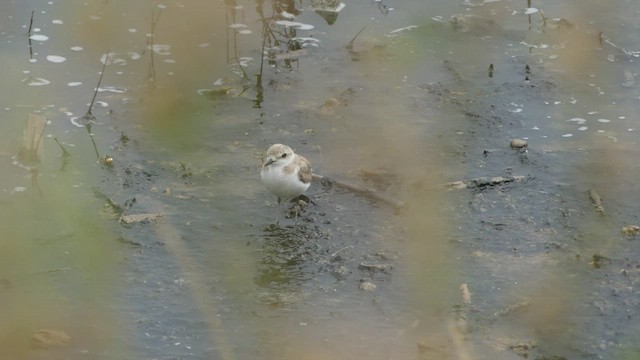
[{"xmin": 1, "ymin": 1, "xmax": 640, "ymax": 359}]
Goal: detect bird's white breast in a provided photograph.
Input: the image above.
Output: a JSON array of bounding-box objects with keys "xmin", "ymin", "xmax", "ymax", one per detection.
[{"xmin": 260, "ymin": 163, "xmax": 309, "ymax": 201}]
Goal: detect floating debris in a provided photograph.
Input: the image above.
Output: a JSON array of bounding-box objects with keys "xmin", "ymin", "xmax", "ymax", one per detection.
[
  {"xmin": 151, "ymin": 44, "xmax": 171, "ymax": 55},
  {"xmin": 588, "ymin": 189, "xmax": 605, "ymax": 215},
  {"xmin": 443, "ymin": 175, "xmax": 529, "ymax": 190},
  {"xmin": 29, "ymin": 34, "xmax": 49, "ymax": 41},
  {"xmin": 238, "ymin": 56, "xmax": 254, "ymax": 67},
  {"xmin": 46, "ymin": 55, "xmax": 66, "ymax": 63},
  {"xmin": 567, "ymin": 117, "xmax": 586, "ymax": 124},
  {"xmin": 509, "ymin": 138, "xmax": 528, "ymax": 149},
  {"xmin": 312, "ymin": 1, "xmax": 346, "ymax": 25},
  {"xmin": 359, "ymin": 262, "xmax": 393, "ymax": 272},
  {"xmin": 467, "ymin": 175, "xmax": 527, "ymax": 188},
  {"xmin": 622, "ymin": 225, "xmax": 640, "ymax": 237},
  {"xmin": 70, "ymin": 46, "xmax": 84, "ymax": 51},
  {"xmin": 494, "ymin": 301, "xmax": 529, "ymax": 317},
  {"xmin": 293, "ymin": 37, "xmax": 320, "ymax": 48},
  {"xmin": 97, "ymin": 86, "xmax": 127, "ymax": 94},
  {"xmin": 524, "ymin": 7, "xmax": 539, "ymax": 15},
  {"xmin": 120, "ymin": 213, "xmax": 163, "ymax": 225},
  {"xmin": 196, "ymin": 88, "xmax": 235, "ymax": 97},
  {"xmin": 24, "ymin": 77, "xmax": 51, "ymax": 86},
  {"xmin": 31, "ymin": 329, "xmax": 72, "ymax": 348},
  {"xmin": 312, "ymin": 1, "xmax": 345, "ymax": 12},
  {"xmin": 359, "ymin": 280, "xmax": 377, "ymax": 291},
  {"xmin": 52, "ymin": 19, "xmax": 63, "ymax": 24},
  {"xmin": 279, "ymin": 11, "xmax": 296, "ymax": 20},
  {"xmin": 591, "ymin": 254, "xmax": 612, "ymax": 268},
  {"xmin": 70, "ymin": 116, "xmax": 91, "ymax": 128},
  {"xmin": 444, "ymin": 181, "xmax": 467, "ymax": 190},
  {"xmin": 388, "ymin": 25, "xmax": 418, "ymax": 36},
  {"xmin": 520, "ymin": 41, "xmax": 548, "ymax": 49},
  {"xmin": 275, "ymin": 20, "xmax": 314, "ymax": 30}
]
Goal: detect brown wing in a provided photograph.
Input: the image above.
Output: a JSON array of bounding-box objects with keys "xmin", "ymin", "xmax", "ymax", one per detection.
[{"xmin": 297, "ymin": 155, "xmax": 313, "ymax": 184}]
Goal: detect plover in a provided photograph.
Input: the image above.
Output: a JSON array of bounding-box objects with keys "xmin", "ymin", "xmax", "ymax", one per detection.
[{"xmin": 260, "ymin": 143, "xmax": 312, "ymax": 224}]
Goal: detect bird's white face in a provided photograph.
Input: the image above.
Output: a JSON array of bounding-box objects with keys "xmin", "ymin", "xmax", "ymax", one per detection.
[{"xmin": 263, "ymin": 144, "xmax": 294, "ymax": 169}]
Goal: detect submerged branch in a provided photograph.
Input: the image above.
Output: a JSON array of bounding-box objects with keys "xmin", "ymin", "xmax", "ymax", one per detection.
[
  {"xmin": 588, "ymin": 189, "xmax": 605, "ymax": 215},
  {"xmin": 312, "ymin": 173, "xmax": 405, "ymax": 211}
]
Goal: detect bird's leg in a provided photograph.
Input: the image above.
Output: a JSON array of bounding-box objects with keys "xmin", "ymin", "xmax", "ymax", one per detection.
[
  {"xmin": 276, "ymin": 197, "xmax": 282, "ymax": 225},
  {"xmin": 293, "ymin": 205, "xmax": 300, "ymax": 226}
]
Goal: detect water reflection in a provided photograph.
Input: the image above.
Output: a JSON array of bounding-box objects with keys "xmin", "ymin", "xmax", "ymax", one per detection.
[{"xmin": 255, "ymin": 225, "xmax": 319, "ymax": 307}]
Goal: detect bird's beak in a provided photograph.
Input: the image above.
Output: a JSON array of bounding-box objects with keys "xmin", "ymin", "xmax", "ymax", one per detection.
[{"xmin": 264, "ymin": 158, "xmax": 275, "ymax": 167}]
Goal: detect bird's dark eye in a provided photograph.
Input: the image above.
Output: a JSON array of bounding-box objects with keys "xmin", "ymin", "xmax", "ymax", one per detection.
[{"xmin": 281, "ymin": 153, "xmax": 287, "ymax": 158}]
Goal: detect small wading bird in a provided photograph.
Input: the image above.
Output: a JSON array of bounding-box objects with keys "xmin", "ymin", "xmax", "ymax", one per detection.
[{"xmin": 260, "ymin": 143, "xmax": 312, "ymax": 225}]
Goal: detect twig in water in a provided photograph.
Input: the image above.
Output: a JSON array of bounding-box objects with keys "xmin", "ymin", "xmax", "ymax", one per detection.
[
  {"xmin": 330, "ymin": 246, "xmax": 351, "ymax": 258},
  {"xmin": 147, "ymin": 9, "xmax": 161, "ymax": 82},
  {"xmin": 75, "ymin": 48, "xmax": 110, "ymax": 158},
  {"xmin": 33, "ymin": 267, "xmax": 73, "ymax": 276},
  {"xmin": 27, "ymin": 10, "xmax": 35, "ymax": 59},
  {"xmin": 345, "ymin": 26, "xmax": 366, "ymax": 50},
  {"xmin": 27, "ymin": 10, "xmax": 35, "ymax": 35},
  {"xmin": 254, "ymin": 4, "xmax": 272, "ymax": 108},
  {"xmin": 79, "ymin": 48, "xmax": 110, "ymax": 127},
  {"xmin": 53, "ymin": 137, "xmax": 71, "ymax": 157},
  {"xmin": 376, "ymin": 0, "xmax": 390, "ymax": 15},
  {"xmin": 30, "ymin": 167, "xmax": 43, "ymax": 197},
  {"xmin": 53, "ymin": 137, "xmax": 71, "ymax": 170}
]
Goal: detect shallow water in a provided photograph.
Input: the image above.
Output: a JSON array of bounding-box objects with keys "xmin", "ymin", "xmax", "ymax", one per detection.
[{"xmin": 1, "ymin": 1, "xmax": 640, "ymax": 359}]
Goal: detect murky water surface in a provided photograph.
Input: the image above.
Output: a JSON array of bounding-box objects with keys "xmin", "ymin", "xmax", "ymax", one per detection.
[{"xmin": 1, "ymin": 1, "xmax": 640, "ymax": 359}]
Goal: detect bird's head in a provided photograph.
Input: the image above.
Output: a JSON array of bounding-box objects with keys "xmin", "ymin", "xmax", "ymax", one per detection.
[{"xmin": 263, "ymin": 143, "xmax": 294, "ymax": 168}]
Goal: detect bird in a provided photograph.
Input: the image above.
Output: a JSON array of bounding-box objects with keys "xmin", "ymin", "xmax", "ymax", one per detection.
[{"xmin": 260, "ymin": 143, "xmax": 312, "ymax": 225}]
